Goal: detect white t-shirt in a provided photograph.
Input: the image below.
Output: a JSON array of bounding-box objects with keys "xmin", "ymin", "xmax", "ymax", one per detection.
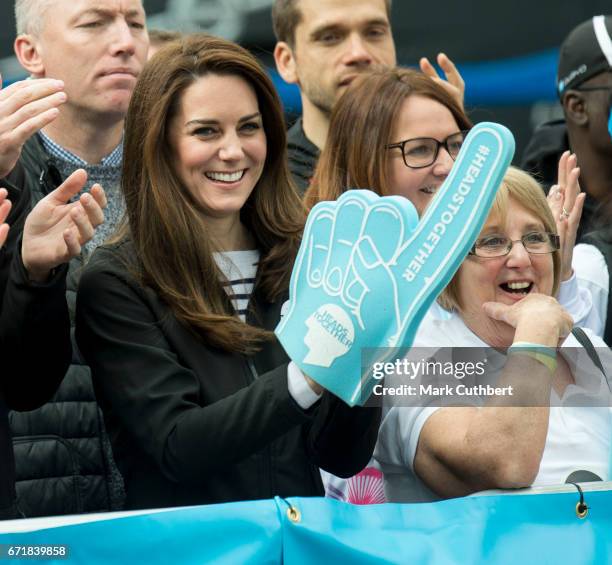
[
  {"xmin": 374, "ymin": 311, "xmax": 612, "ymax": 503},
  {"xmin": 573, "ymin": 243, "xmax": 609, "ymax": 337}
]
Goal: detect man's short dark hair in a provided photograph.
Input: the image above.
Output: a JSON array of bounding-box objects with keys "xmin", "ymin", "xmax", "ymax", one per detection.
[{"xmin": 272, "ymin": 0, "xmax": 392, "ymax": 49}]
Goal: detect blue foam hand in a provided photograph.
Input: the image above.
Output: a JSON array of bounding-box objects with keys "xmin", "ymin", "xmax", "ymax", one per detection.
[{"xmin": 276, "ymin": 122, "xmax": 515, "ymax": 406}]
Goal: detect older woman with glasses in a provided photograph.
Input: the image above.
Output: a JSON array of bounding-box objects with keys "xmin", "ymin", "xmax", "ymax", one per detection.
[{"xmin": 375, "ymin": 167, "xmax": 612, "ymax": 502}]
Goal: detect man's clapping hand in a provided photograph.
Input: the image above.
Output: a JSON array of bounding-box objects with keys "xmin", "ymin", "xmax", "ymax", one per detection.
[
  {"xmin": 0, "ymin": 74, "xmax": 66, "ymax": 179},
  {"xmin": 21, "ymin": 169, "xmax": 107, "ymax": 282}
]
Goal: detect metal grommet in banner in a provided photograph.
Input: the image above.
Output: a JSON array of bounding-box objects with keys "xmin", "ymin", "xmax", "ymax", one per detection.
[
  {"xmin": 575, "ymin": 501, "xmax": 588, "ymax": 519},
  {"xmin": 287, "ymin": 506, "xmax": 301, "ymax": 523},
  {"xmin": 278, "ymin": 497, "xmax": 301, "ymax": 524},
  {"xmin": 568, "ymin": 483, "xmax": 588, "ymax": 519}
]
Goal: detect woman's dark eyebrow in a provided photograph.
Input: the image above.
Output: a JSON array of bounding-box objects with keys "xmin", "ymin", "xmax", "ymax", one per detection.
[
  {"xmin": 185, "ymin": 113, "xmax": 261, "ymax": 127},
  {"xmin": 238, "ymin": 112, "xmax": 262, "ymax": 123}
]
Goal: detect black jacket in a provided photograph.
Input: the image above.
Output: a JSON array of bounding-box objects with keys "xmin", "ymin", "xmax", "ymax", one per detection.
[
  {"xmin": 521, "ymin": 119, "xmax": 568, "ymax": 192},
  {"xmin": 521, "ymin": 118, "xmax": 602, "ymax": 242},
  {"xmin": 2, "ymin": 135, "xmax": 123, "ymax": 517},
  {"xmin": 287, "ymin": 118, "xmax": 320, "ymax": 195},
  {"xmin": 0, "ymin": 188, "xmax": 70, "ymax": 519},
  {"xmin": 76, "ymin": 241, "xmax": 380, "ymax": 510}
]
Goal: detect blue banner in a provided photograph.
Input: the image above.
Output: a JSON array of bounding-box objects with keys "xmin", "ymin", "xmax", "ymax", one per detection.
[{"xmin": 1, "ymin": 485, "xmax": 611, "ymax": 564}]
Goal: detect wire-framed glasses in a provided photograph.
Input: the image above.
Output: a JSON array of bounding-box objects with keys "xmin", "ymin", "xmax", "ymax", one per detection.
[{"xmin": 469, "ymin": 231, "xmax": 560, "ymax": 258}]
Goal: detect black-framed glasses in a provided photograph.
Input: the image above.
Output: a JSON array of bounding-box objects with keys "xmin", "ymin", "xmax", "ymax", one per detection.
[
  {"xmin": 469, "ymin": 231, "xmax": 560, "ymax": 258},
  {"xmin": 386, "ymin": 130, "xmax": 469, "ymax": 169}
]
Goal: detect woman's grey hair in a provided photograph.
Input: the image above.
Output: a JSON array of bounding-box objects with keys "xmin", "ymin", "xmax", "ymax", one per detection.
[{"xmin": 15, "ymin": 0, "xmax": 53, "ymax": 35}]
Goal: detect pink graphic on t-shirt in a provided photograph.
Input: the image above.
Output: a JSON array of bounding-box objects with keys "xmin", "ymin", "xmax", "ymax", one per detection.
[{"xmin": 346, "ymin": 467, "xmax": 386, "ymax": 505}]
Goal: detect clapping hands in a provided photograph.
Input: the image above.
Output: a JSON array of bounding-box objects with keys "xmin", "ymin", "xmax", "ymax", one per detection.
[
  {"xmin": 21, "ymin": 169, "xmax": 107, "ymax": 281},
  {"xmin": 0, "ymin": 74, "xmax": 66, "ymax": 179}
]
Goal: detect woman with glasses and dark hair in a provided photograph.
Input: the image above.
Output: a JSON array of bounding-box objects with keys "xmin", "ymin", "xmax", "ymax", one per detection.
[
  {"xmin": 305, "ymin": 67, "xmax": 471, "ymax": 216},
  {"xmin": 75, "ymin": 34, "xmax": 379, "ymax": 511},
  {"xmin": 375, "ymin": 166, "xmax": 612, "ymax": 502}
]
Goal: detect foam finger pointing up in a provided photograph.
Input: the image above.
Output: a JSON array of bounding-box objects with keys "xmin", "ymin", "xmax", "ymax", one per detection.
[{"xmin": 323, "ymin": 192, "xmax": 371, "ymax": 294}]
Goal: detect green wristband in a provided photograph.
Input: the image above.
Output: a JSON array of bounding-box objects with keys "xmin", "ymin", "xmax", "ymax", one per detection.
[{"xmin": 509, "ymin": 342, "xmax": 557, "ymax": 373}]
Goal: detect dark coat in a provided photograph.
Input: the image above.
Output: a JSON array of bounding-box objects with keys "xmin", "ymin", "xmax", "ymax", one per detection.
[
  {"xmin": 0, "ymin": 181, "xmax": 70, "ymax": 519},
  {"xmin": 521, "ymin": 118, "xmax": 603, "ymax": 242},
  {"xmin": 287, "ymin": 118, "xmax": 320, "ymax": 196},
  {"xmin": 76, "ymin": 241, "xmax": 380, "ymax": 510},
  {"xmin": 2, "ymin": 135, "xmax": 123, "ymax": 517}
]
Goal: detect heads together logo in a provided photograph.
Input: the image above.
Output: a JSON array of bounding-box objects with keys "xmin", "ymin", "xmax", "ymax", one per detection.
[{"xmin": 304, "ymin": 304, "xmax": 355, "ymax": 367}]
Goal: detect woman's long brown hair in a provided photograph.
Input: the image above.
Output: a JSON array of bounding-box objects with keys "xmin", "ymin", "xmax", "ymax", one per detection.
[
  {"xmin": 305, "ymin": 67, "xmax": 473, "ymax": 210},
  {"xmin": 119, "ymin": 34, "xmax": 305, "ymax": 354}
]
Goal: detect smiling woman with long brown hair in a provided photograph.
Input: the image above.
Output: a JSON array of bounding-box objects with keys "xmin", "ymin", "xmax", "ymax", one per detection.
[{"xmin": 75, "ymin": 34, "xmax": 379, "ymax": 511}]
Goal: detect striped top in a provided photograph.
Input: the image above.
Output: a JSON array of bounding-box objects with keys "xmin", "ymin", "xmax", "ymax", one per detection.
[{"xmin": 214, "ymin": 250, "xmax": 260, "ymax": 321}]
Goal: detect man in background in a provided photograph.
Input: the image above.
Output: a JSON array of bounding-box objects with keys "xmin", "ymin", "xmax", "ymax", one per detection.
[
  {"xmin": 523, "ymin": 15, "xmax": 612, "ymax": 240},
  {"xmin": 523, "ymin": 16, "xmax": 612, "ymax": 344},
  {"xmin": 0, "ymin": 0, "xmax": 148, "ymax": 517},
  {"xmin": 272, "ymin": 0, "xmax": 464, "ymax": 192}
]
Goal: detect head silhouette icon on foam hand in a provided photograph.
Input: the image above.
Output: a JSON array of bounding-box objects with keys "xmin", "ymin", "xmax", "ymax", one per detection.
[
  {"xmin": 304, "ymin": 304, "xmax": 355, "ymax": 367},
  {"xmin": 276, "ymin": 122, "xmax": 515, "ymax": 406}
]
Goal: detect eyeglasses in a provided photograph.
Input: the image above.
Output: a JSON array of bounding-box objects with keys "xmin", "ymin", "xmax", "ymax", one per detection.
[
  {"xmin": 386, "ymin": 130, "xmax": 469, "ymax": 169},
  {"xmin": 469, "ymin": 231, "xmax": 560, "ymax": 258}
]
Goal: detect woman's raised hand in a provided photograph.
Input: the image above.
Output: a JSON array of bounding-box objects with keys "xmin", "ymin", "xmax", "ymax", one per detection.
[{"xmin": 547, "ymin": 151, "xmax": 585, "ymax": 281}]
